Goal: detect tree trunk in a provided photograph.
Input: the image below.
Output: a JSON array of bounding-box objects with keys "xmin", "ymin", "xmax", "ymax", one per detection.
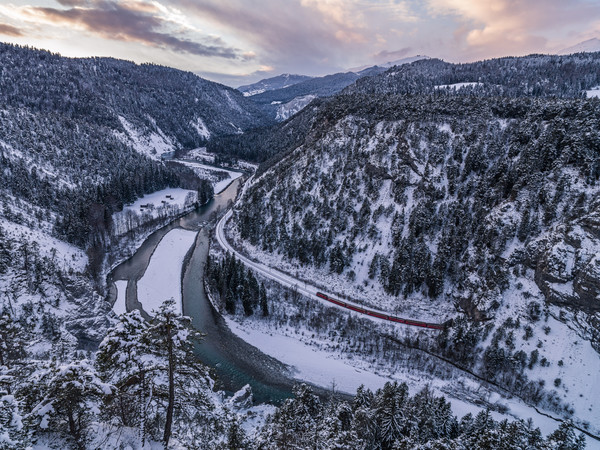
[
  {"xmin": 140, "ymin": 370, "xmax": 146, "ymax": 447},
  {"xmin": 67, "ymin": 409, "xmax": 84, "ymax": 450},
  {"xmin": 163, "ymin": 320, "xmax": 175, "ymax": 449}
]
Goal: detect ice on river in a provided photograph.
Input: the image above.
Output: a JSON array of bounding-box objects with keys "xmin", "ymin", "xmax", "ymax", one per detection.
[{"xmin": 137, "ymin": 228, "xmax": 197, "ymax": 316}]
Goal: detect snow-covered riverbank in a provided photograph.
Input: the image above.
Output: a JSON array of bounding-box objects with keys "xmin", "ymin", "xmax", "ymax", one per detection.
[
  {"xmin": 223, "ymin": 309, "xmax": 586, "ymax": 443},
  {"xmin": 176, "ymin": 160, "xmax": 243, "ymax": 194}
]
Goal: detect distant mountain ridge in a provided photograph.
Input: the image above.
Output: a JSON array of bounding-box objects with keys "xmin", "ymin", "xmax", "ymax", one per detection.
[
  {"xmin": 238, "ymin": 73, "xmax": 313, "ymax": 96},
  {"xmin": 248, "ymin": 71, "xmax": 359, "ymax": 105},
  {"xmin": 349, "ymin": 54, "xmax": 431, "ymax": 74},
  {"xmin": 242, "ymin": 55, "xmax": 433, "ymax": 121}
]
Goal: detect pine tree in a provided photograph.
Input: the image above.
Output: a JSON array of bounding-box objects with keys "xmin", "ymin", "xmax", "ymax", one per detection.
[
  {"xmin": 352, "ymin": 385, "xmax": 377, "ymax": 448},
  {"xmin": 259, "ymin": 384, "xmax": 323, "ymax": 449},
  {"xmin": 368, "ymin": 254, "xmax": 380, "ymax": 280},
  {"xmin": 30, "ymin": 360, "xmax": 112, "ymax": 450},
  {"xmin": 545, "ymin": 420, "xmax": 586, "ymax": 450},
  {"xmin": 259, "ymin": 283, "xmax": 269, "ymax": 317},
  {"xmin": 375, "ymin": 382, "xmax": 408, "ymax": 448},
  {"xmin": 0, "ymin": 394, "xmax": 30, "ymax": 450},
  {"xmin": 96, "ymin": 305, "xmax": 219, "ymax": 447},
  {"xmin": 226, "ymin": 418, "xmax": 249, "ymax": 450},
  {"xmin": 145, "ymin": 299, "xmax": 205, "ymax": 449},
  {"xmin": 95, "ymin": 310, "xmax": 152, "ymax": 438},
  {"xmin": 0, "ymin": 312, "xmax": 27, "ymax": 370}
]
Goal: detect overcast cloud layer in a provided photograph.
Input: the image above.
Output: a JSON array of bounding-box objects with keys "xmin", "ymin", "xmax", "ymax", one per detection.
[{"xmin": 0, "ymin": 0, "xmax": 599, "ymax": 86}]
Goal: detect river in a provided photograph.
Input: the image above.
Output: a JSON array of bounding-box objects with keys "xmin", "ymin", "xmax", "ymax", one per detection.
[{"xmin": 108, "ymin": 179, "xmax": 295, "ymax": 404}]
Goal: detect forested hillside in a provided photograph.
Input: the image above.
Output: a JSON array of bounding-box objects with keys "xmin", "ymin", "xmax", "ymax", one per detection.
[
  {"xmin": 0, "ymin": 44, "xmax": 271, "ymax": 447},
  {"xmin": 0, "ymin": 42, "xmax": 598, "ymax": 448},
  {"xmin": 0, "ymin": 42, "xmax": 272, "ymax": 253},
  {"xmin": 347, "ymin": 53, "xmax": 600, "ymax": 98},
  {"xmin": 0, "ymin": 43, "xmax": 272, "ymax": 150},
  {"xmin": 227, "ymin": 53, "xmax": 600, "ymax": 436}
]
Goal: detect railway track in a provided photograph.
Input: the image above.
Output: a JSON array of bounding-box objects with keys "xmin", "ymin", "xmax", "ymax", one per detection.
[{"xmin": 216, "ymin": 209, "xmax": 446, "ymax": 330}]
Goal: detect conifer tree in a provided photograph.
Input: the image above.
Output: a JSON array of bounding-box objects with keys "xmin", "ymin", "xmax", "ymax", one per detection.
[
  {"xmin": 0, "ymin": 394, "xmax": 30, "ymax": 450},
  {"xmin": 30, "ymin": 360, "xmax": 112, "ymax": 450},
  {"xmin": 145, "ymin": 299, "xmax": 205, "ymax": 448}
]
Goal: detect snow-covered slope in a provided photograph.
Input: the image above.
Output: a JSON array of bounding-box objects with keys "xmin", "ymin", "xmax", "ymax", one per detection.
[
  {"xmin": 229, "ymin": 85, "xmax": 600, "ymax": 435},
  {"xmin": 559, "ymin": 38, "xmax": 600, "ymax": 55},
  {"xmin": 275, "ymin": 94, "xmax": 317, "ymax": 121}
]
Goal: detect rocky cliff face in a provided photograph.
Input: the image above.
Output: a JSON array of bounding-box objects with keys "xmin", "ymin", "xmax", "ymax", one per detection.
[{"xmin": 533, "ymin": 213, "xmax": 600, "ymax": 314}]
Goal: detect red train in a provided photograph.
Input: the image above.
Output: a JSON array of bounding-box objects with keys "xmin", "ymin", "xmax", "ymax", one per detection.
[{"xmin": 316, "ymin": 292, "xmax": 445, "ymax": 330}]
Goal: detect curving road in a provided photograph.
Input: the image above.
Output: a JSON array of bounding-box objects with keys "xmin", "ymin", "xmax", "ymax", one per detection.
[{"xmin": 215, "ymin": 209, "xmax": 445, "ymax": 330}]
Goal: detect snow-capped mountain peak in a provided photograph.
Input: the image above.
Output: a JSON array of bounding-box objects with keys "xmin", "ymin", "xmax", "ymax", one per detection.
[
  {"xmin": 348, "ymin": 54, "xmax": 430, "ymax": 73},
  {"xmin": 558, "ymin": 37, "xmax": 600, "ymax": 55}
]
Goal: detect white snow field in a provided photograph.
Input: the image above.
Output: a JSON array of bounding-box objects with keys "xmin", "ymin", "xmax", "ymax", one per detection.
[
  {"xmin": 121, "ymin": 187, "xmax": 197, "ymax": 217},
  {"xmin": 112, "ymin": 187, "xmax": 197, "ymax": 236},
  {"xmin": 112, "ymin": 280, "xmax": 128, "ymax": 316},
  {"xmin": 117, "ymin": 115, "xmax": 176, "ymax": 159},
  {"xmin": 586, "ymin": 86, "xmax": 600, "ymax": 98},
  {"xmin": 223, "ymin": 315, "xmax": 575, "ymax": 440},
  {"xmin": 137, "ymin": 228, "xmax": 197, "ymax": 316}
]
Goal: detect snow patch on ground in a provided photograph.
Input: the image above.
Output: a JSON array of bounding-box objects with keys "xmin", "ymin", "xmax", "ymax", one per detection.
[
  {"xmin": 137, "ymin": 228, "xmax": 197, "ymax": 316},
  {"xmin": 122, "ymin": 188, "xmax": 196, "ymax": 215},
  {"xmin": 225, "ymin": 316, "xmax": 391, "ymax": 393},
  {"xmin": 0, "ymin": 217, "xmax": 87, "ymax": 272},
  {"xmin": 177, "ymin": 160, "xmax": 243, "ymax": 194},
  {"xmin": 118, "ymin": 115, "xmax": 176, "ymax": 159},
  {"xmin": 113, "ymin": 280, "xmax": 128, "ymax": 316},
  {"xmin": 276, "ymin": 95, "xmax": 317, "ymax": 121},
  {"xmin": 112, "ymin": 188, "xmax": 197, "ymax": 235},
  {"xmin": 435, "ymin": 82, "xmax": 483, "ymax": 90},
  {"xmin": 243, "ymin": 88, "xmax": 266, "ymax": 96},
  {"xmin": 184, "ymin": 147, "xmax": 214, "ymax": 163},
  {"xmin": 586, "ymin": 86, "xmax": 600, "ymax": 98},
  {"xmin": 182, "ymin": 148, "xmax": 258, "ymax": 173},
  {"xmin": 191, "ymin": 117, "xmax": 211, "ymax": 140}
]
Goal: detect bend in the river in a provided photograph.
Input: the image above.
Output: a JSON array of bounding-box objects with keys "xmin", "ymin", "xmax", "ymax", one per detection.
[{"xmin": 107, "ymin": 176, "xmax": 296, "ymax": 403}]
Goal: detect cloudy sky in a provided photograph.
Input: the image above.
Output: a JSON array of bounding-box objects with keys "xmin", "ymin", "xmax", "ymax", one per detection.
[{"xmin": 1, "ymin": 0, "xmax": 599, "ymax": 86}]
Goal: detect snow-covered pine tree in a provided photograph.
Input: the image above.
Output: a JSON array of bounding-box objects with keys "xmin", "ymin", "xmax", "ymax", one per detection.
[
  {"xmin": 29, "ymin": 360, "xmax": 112, "ymax": 450},
  {"xmin": 145, "ymin": 299, "xmax": 207, "ymax": 448},
  {"xmin": 95, "ymin": 309, "xmax": 152, "ymax": 442},
  {"xmin": 0, "ymin": 394, "xmax": 30, "ymax": 450}
]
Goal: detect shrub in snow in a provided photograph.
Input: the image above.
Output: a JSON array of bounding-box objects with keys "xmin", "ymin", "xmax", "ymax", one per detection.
[{"xmin": 0, "ymin": 394, "xmax": 30, "ymax": 450}]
